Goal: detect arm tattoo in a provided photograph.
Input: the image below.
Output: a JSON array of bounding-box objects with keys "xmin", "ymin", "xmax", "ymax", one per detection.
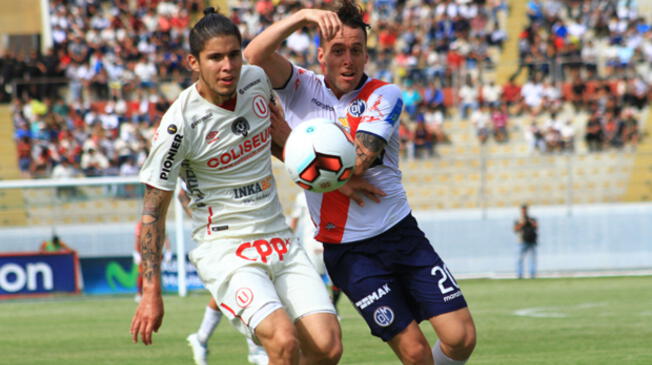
[
  {"xmin": 355, "ymin": 132, "xmax": 386, "ymax": 173},
  {"xmin": 139, "ymin": 186, "xmax": 170, "ymax": 283}
]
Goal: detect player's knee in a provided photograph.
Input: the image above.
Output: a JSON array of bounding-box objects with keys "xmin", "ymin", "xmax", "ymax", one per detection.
[
  {"xmin": 303, "ymin": 328, "xmax": 342, "ymax": 364},
  {"xmin": 399, "ymin": 340, "xmax": 432, "ymax": 365},
  {"xmin": 441, "ymin": 323, "xmax": 476, "ymax": 359},
  {"xmin": 263, "ymin": 326, "xmax": 300, "ymax": 360}
]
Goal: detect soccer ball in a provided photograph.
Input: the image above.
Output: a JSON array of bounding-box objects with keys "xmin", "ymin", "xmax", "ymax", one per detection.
[{"xmin": 284, "ymin": 118, "xmax": 355, "ymax": 193}]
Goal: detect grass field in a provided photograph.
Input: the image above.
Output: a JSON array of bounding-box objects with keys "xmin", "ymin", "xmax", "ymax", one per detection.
[{"xmin": 2, "ymin": 276, "xmax": 651, "ymax": 365}]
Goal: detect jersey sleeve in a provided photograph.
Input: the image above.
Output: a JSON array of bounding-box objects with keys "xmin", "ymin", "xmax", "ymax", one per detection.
[
  {"xmin": 356, "ymin": 84, "xmax": 404, "ymax": 142},
  {"xmin": 139, "ymin": 107, "xmax": 188, "ymax": 191},
  {"xmin": 274, "ymin": 64, "xmax": 318, "ymax": 121}
]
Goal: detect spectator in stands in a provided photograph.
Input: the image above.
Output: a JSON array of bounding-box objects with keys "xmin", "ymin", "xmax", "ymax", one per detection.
[
  {"xmin": 514, "ymin": 204, "xmax": 538, "ymax": 279},
  {"xmin": 585, "ymin": 111, "xmax": 604, "ymax": 152},
  {"xmin": 80, "ymin": 147, "xmax": 109, "ymax": 177},
  {"xmin": 413, "ymin": 121, "xmax": 435, "ymax": 159},
  {"xmin": 490, "ymin": 104, "xmax": 509, "ymax": 143},
  {"xmin": 471, "ymin": 103, "xmax": 491, "ymax": 145}
]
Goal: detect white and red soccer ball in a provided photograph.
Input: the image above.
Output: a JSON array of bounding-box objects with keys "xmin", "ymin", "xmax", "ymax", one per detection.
[{"xmin": 284, "ymin": 118, "xmax": 355, "ymax": 193}]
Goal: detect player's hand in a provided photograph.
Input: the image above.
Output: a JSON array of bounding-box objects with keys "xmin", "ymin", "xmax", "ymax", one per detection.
[
  {"xmin": 269, "ymin": 101, "xmax": 291, "ymax": 147},
  {"xmin": 130, "ymin": 292, "xmax": 164, "ymax": 345},
  {"xmin": 299, "ymin": 9, "xmax": 342, "ymax": 41},
  {"xmin": 338, "ymin": 175, "xmax": 386, "ymax": 207}
]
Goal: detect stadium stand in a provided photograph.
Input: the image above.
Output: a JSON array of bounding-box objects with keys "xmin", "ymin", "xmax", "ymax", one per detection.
[{"xmin": 1, "ymin": 0, "xmax": 651, "ymax": 227}]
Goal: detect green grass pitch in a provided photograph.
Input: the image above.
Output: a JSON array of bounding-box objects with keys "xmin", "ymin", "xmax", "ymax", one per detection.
[{"xmin": 1, "ymin": 276, "xmax": 651, "ymax": 364}]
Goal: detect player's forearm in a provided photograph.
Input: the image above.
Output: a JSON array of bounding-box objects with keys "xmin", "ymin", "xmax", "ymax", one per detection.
[
  {"xmin": 140, "ymin": 186, "xmax": 173, "ymax": 293},
  {"xmin": 354, "ymin": 133, "xmax": 385, "ymax": 175},
  {"xmin": 243, "ymin": 10, "xmax": 308, "ymax": 65},
  {"xmin": 139, "ymin": 218, "xmax": 165, "ymax": 293}
]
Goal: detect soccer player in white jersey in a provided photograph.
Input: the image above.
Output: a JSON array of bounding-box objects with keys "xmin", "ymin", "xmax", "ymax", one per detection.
[
  {"xmin": 129, "ymin": 8, "xmax": 342, "ymax": 365},
  {"xmin": 244, "ymin": 1, "xmax": 477, "ymax": 364}
]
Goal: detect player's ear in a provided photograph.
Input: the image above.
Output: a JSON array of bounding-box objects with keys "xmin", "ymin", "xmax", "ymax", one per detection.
[
  {"xmin": 187, "ymin": 53, "xmax": 200, "ymax": 73},
  {"xmin": 317, "ymin": 46, "xmax": 325, "ymax": 65}
]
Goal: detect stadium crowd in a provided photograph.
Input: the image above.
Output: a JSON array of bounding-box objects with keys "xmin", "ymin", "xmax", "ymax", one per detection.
[{"xmin": 3, "ymin": 0, "xmax": 649, "ymax": 178}]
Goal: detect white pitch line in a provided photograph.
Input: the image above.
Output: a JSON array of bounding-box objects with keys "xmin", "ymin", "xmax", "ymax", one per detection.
[{"xmin": 513, "ymin": 302, "xmax": 607, "ymax": 318}]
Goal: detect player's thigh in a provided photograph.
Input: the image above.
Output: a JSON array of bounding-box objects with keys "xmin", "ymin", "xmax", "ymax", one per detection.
[
  {"xmin": 324, "ymin": 246, "xmax": 415, "ymax": 341},
  {"xmin": 254, "ymin": 307, "xmax": 297, "ymax": 348},
  {"xmin": 275, "ymin": 246, "xmax": 336, "ymax": 320},
  {"xmin": 427, "ymin": 307, "xmax": 476, "ymax": 348},
  {"xmin": 294, "ymin": 312, "xmax": 342, "ymax": 355},
  {"xmin": 217, "ymin": 267, "xmax": 284, "ymax": 338},
  {"xmin": 386, "ymin": 320, "xmax": 432, "ymax": 363}
]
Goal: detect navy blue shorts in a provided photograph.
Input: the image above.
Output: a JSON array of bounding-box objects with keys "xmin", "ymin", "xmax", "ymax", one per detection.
[{"xmin": 323, "ymin": 213, "xmax": 468, "ymax": 341}]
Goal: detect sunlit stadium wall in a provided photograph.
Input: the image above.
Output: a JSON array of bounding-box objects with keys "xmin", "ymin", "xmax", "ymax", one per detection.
[{"xmin": 1, "ymin": 199, "xmax": 650, "ymax": 277}]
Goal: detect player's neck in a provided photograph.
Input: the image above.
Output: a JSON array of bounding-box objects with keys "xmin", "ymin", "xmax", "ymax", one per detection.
[{"xmin": 195, "ymin": 83, "xmax": 237, "ymax": 110}]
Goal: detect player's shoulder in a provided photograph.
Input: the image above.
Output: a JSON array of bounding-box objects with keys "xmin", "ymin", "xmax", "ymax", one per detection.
[
  {"xmin": 371, "ymin": 80, "xmax": 402, "ymax": 99},
  {"xmin": 241, "ymin": 64, "xmax": 267, "ymax": 82}
]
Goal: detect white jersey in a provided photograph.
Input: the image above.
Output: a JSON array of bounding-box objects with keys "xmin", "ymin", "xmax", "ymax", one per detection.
[
  {"xmin": 140, "ymin": 65, "xmax": 289, "ymax": 242},
  {"xmin": 276, "ymin": 65, "xmax": 411, "ymax": 244}
]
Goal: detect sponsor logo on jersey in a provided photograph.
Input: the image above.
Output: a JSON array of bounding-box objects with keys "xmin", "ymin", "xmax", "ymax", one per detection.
[
  {"xmin": 355, "ymin": 283, "xmax": 391, "ymax": 310},
  {"xmin": 182, "ymin": 161, "xmax": 206, "ymax": 206},
  {"xmin": 160, "ymin": 134, "xmax": 183, "ymax": 180},
  {"xmin": 231, "ymin": 117, "xmax": 250, "ymax": 137},
  {"xmin": 348, "ymin": 99, "xmax": 366, "ymax": 117},
  {"xmin": 191, "ymin": 112, "xmax": 213, "ymax": 129},
  {"xmin": 167, "ymin": 124, "xmax": 178, "ymax": 134},
  {"xmin": 235, "ymin": 237, "xmax": 290, "ymax": 263},
  {"xmin": 443, "ymin": 290, "xmax": 463, "ymax": 302},
  {"xmin": 325, "ymin": 223, "xmax": 336, "ymax": 230},
  {"xmin": 233, "ymin": 176, "xmax": 272, "ymax": 199},
  {"xmin": 210, "ymin": 225, "xmax": 228, "ymax": 232},
  {"xmin": 386, "ymin": 99, "xmax": 403, "ymax": 126},
  {"xmin": 310, "ymin": 97, "xmax": 334, "ymax": 111},
  {"xmin": 252, "ymin": 95, "xmax": 269, "ymax": 118},
  {"xmin": 206, "ymin": 127, "xmax": 271, "ymax": 170},
  {"xmin": 235, "ymin": 287, "xmax": 254, "ymax": 308},
  {"xmin": 238, "ymin": 78, "xmax": 261, "ymax": 95},
  {"xmin": 373, "ymin": 306, "xmax": 395, "ymax": 327},
  {"xmin": 205, "ymin": 130, "xmax": 220, "ymax": 143}
]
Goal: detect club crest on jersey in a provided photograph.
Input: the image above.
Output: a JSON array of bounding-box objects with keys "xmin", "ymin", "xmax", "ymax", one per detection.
[
  {"xmin": 348, "ymin": 99, "xmax": 366, "ymax": 117},
  {"xmin": 231, "ymin": 117, "xmax": 250, "ymax": 137},
  {"xmin": 373, "ymin": 306, "xmax": 395, "ymax": 327},
  {"xmin": 235, "ymin": 288, "xmax": 254, "ymax": 308},
  {"xmin": 252, "ymin": 95, "xmax": 269, "ymax": 118}
]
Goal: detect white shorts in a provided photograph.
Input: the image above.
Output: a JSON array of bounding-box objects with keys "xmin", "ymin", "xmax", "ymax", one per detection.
[{"xmin": 189, "ymin": 229, "xmax": 335, "ymax": 338}]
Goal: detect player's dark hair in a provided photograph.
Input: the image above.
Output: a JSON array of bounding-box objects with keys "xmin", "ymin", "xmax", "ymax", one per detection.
[
  {"xmin": 189, "ymin": 7, "xmax": 242, "ymax": 58},
  {"xmin": 337, "ymin": 0, "xmax": 370, "ymax": 39}
]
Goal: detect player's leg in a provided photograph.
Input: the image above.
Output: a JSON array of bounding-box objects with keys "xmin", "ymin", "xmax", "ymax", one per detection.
[
  {"xmin": 391, "ymin": 213, "xmax": 476, "ymax": 363},
  {"xmin": 276, "ymin": 244, "xmax": 342, "ymax": 364},
  {"xmin": 428, "ymin": 308, "xmax": 476, "ymax": 364},
  {"xmin": 294, "ymin": 312, "xmax": 341, "ymax": 365},
  {"xmin": 189, "ymin": 239, "xmax": 300, "ymax": 365},
  {"xmin": 386, "ymin": 321, "xmax": 433, "ymax": 365},
  {"xmin": 323, "ymin": 238, "xmax": 428, "ymax": 364},
  {"xmin": 246, "ymin": 336, "xmax": 269, "ymax": 365},
  {"xmin": 187, "ymin": 298, "xmax": 222, "ymax": 365},
  {"xmin": 253, "ymin": 308, "xmax": 301, "ymax": 364}
]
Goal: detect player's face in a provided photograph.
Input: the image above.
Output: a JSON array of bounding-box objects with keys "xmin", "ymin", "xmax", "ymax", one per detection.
[
  {"xmin": 188, "ymin": 35, "xmax": 243, "ymax": 101},
  {"xmin": 318, "ymin": 25, "xmax": 368, "ymax": 98}
]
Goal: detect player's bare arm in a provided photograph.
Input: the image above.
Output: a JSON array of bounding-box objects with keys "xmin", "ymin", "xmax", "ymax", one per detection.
[
  {"xmin": 130, "ymin": 185, "xmax": 173, "ymax": 346},
  {"xmin": 243, "ymin": 9, "xmax": 341, "ymax": 88},
  {"xmin": 354, "ymin": 131, "xmax": 386, "ymax": 175}
]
